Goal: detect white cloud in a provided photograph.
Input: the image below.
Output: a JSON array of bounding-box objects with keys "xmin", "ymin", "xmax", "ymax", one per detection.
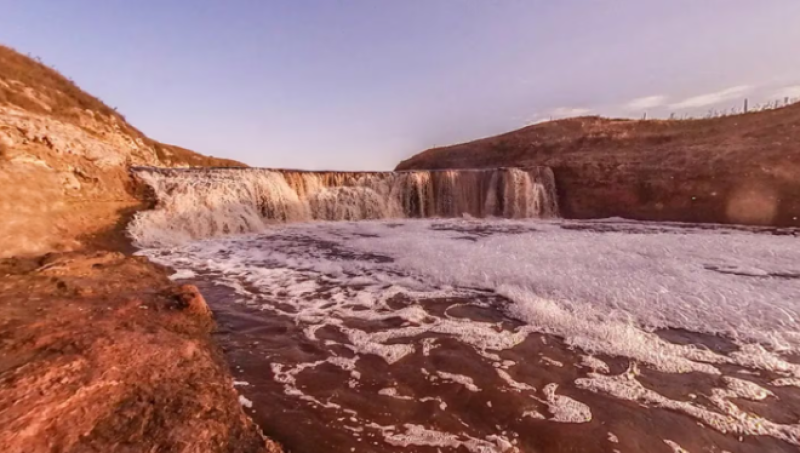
[
  {"xmin": 551, "ymin": 107, "xmax": 591, "ymax": 117},
  {"xmin": 625, "ymin": 95, "xmax": 667, "ymax": 111},
  {"xmin": 670, "ymin": 85, "xmax": 752, "ymax": 109},
  {"xmin": 773, "ymin": 85, "xmax": 800, "ymax": 99},
  {"xmin": 524, "ymin": 116, "xmax": 551, "ymax": 126},
  {"xmin": 523, "ymin": 107, "xmax": 591, "ymax": 126}
]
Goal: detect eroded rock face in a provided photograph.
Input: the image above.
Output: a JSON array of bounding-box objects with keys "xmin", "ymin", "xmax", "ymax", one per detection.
[
  {"xmin": 0, "ymin": 44, "xmax": 248, "ymax": 257},
  {"xmin": 550, "ymin": 163, "xmax": 796, "ymax": 226},
  {"xmin": 0, "ymin": 80, "xmax": 243, "ymax": 257},
  {"xmin": 0, "ymin": 105, "xmax": 157, "ymax": 257},
  {"xmin": 0, "ymin": 251, "xmax": 281, "ymax": 453}
]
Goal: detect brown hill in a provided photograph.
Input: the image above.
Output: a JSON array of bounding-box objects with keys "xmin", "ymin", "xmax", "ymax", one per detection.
[
  {"xmin": 0, "ymin": 45, "xmax": 245, "ymax": 257},
  {"xmin": 0, "ymin": 46, "xmax": 282, "ymax": 453},
  {"xmin": 397, "ymin": 104, "xmax": 800, "ymax": 227}
]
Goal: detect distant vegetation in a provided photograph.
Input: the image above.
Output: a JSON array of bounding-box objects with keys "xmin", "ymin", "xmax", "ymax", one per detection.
[
  {"xmin": 0, "ymin": 44, "xmax": 246, "ymax": 168},
  {"xmin": 665, "ymin": 97, "xmax": 799, "ymax": 121}
]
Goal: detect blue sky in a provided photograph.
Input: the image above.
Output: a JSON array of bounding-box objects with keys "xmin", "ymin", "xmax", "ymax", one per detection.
[{"xmin": 1, "ymin": 1, "xmax": 799, "ymax": 170}]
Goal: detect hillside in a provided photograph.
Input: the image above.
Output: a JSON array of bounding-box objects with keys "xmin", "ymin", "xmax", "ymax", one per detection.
[
  {"xmin": 397, "ymin": 104, "xmax": 800, "ymax": 226},
  {"xmin": 0, "ymin": 46, "xmax": 282, "ymax": 453},
  {"xmin": 0, "ymin": 45, "xmax": 245, "ymax": 257}
]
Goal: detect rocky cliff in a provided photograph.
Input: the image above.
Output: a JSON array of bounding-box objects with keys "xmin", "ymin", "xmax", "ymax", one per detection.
[
  {"xmin": 397, "ymin": 104, "xmax": 800, "ymax": 227},
  {"xmin": 0, "ymin": 45, "xmax": 244, "ymax": 257}
]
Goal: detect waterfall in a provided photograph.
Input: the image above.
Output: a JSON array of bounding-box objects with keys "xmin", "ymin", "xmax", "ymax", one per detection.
[{"xmin": 128, "ymin": 167, "xmax": 559, "ymax": 247}]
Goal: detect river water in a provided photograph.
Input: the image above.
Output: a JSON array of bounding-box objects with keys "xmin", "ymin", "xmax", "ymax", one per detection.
[{"xmin": 140, "ymin": 218, "xmax": 800, "ymax": 453}]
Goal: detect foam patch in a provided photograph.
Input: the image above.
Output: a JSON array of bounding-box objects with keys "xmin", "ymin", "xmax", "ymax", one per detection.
[{"xmin": 135, "ymin": 218, "xmax": 800, "ymax": 447}]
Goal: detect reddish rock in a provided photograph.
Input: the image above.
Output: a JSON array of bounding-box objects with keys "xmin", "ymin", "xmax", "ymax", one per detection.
[
  {"xmin": 168, "ymin": 284, "xmax": 213, "ymax": 318},
  {"xmin": 0, "ymin": 252, "xmax": 281, "ymax": 453}
]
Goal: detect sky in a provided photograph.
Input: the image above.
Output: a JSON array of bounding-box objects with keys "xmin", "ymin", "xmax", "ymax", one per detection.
[{"xmin": 1, "ymin": 1, "xmax": 799, "ymax": 170}]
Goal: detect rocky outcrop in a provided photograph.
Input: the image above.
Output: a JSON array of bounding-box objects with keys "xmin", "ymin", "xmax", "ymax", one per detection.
[
  {"xmin": 166, "ymin": 284, "xmax": 214, "ymax": 319},
  {"xmin": 0, "ymin": 251, "xmax": 282, "ymax": 453},
  {"xmin": 397, "ymin": 105, "xmax": 800, "ymax": 227},
  {"xmin": 0, "ymin": 105, "xmax": 157, "ymax": 256},
  {"xmin": 0, "ymin": 45, "xmax": 244, "ymax": 257}
]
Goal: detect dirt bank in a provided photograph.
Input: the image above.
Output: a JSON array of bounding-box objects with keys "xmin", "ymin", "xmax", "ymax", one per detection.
[
  {"xmin": 396, "ymin": 104, "xmax": 800, "ymax": 226},
  {"xmin": 0, "ymin": 251, "xmax": 282, "ymax": 453}
]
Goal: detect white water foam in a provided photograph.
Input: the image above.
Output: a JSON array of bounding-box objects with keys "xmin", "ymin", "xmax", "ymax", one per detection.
[
  {"xmin": 663, "ymin": 439, "xmax": 690, "ymax": 453},
  {"xmin": 135, "ymin": 217, "xmax": 800, "ymax": 447},
  {"xmin": 435, "ymin": 371, "xmax": 481, "ymax": 392},
  {"xmin": 576, "ymin": 364, "xmax": 800, "ymax": 445},
  {"xmin": 238, "ymin": 395, "xmax": 254, "ymax": 408},
  {"xmin": 580, "ymin": 355, "xmax": 610, "ymax": 374},
  {"xmin": 542, "ymin": 383, "xmax": 592, "ymax": 423},
  {"xmin": 382, "ymin": 423, "xmax": 516, "ymax": 453}
]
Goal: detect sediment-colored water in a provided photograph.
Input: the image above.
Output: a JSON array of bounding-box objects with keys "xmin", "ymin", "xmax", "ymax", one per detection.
[{"xmin": 138, "ymin": 218, "xmax": 800, "ymax": 453}]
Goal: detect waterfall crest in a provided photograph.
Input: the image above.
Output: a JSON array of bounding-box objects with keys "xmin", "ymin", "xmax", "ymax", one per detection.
[{"xmin": 128, "ymin": 167, "xmax": 559, "ymax": 246}]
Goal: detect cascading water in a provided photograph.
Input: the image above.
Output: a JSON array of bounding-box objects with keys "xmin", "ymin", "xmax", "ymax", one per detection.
[{"xmin": 127, "ymin": 166, "xmax": 559, "ymax": 247}]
